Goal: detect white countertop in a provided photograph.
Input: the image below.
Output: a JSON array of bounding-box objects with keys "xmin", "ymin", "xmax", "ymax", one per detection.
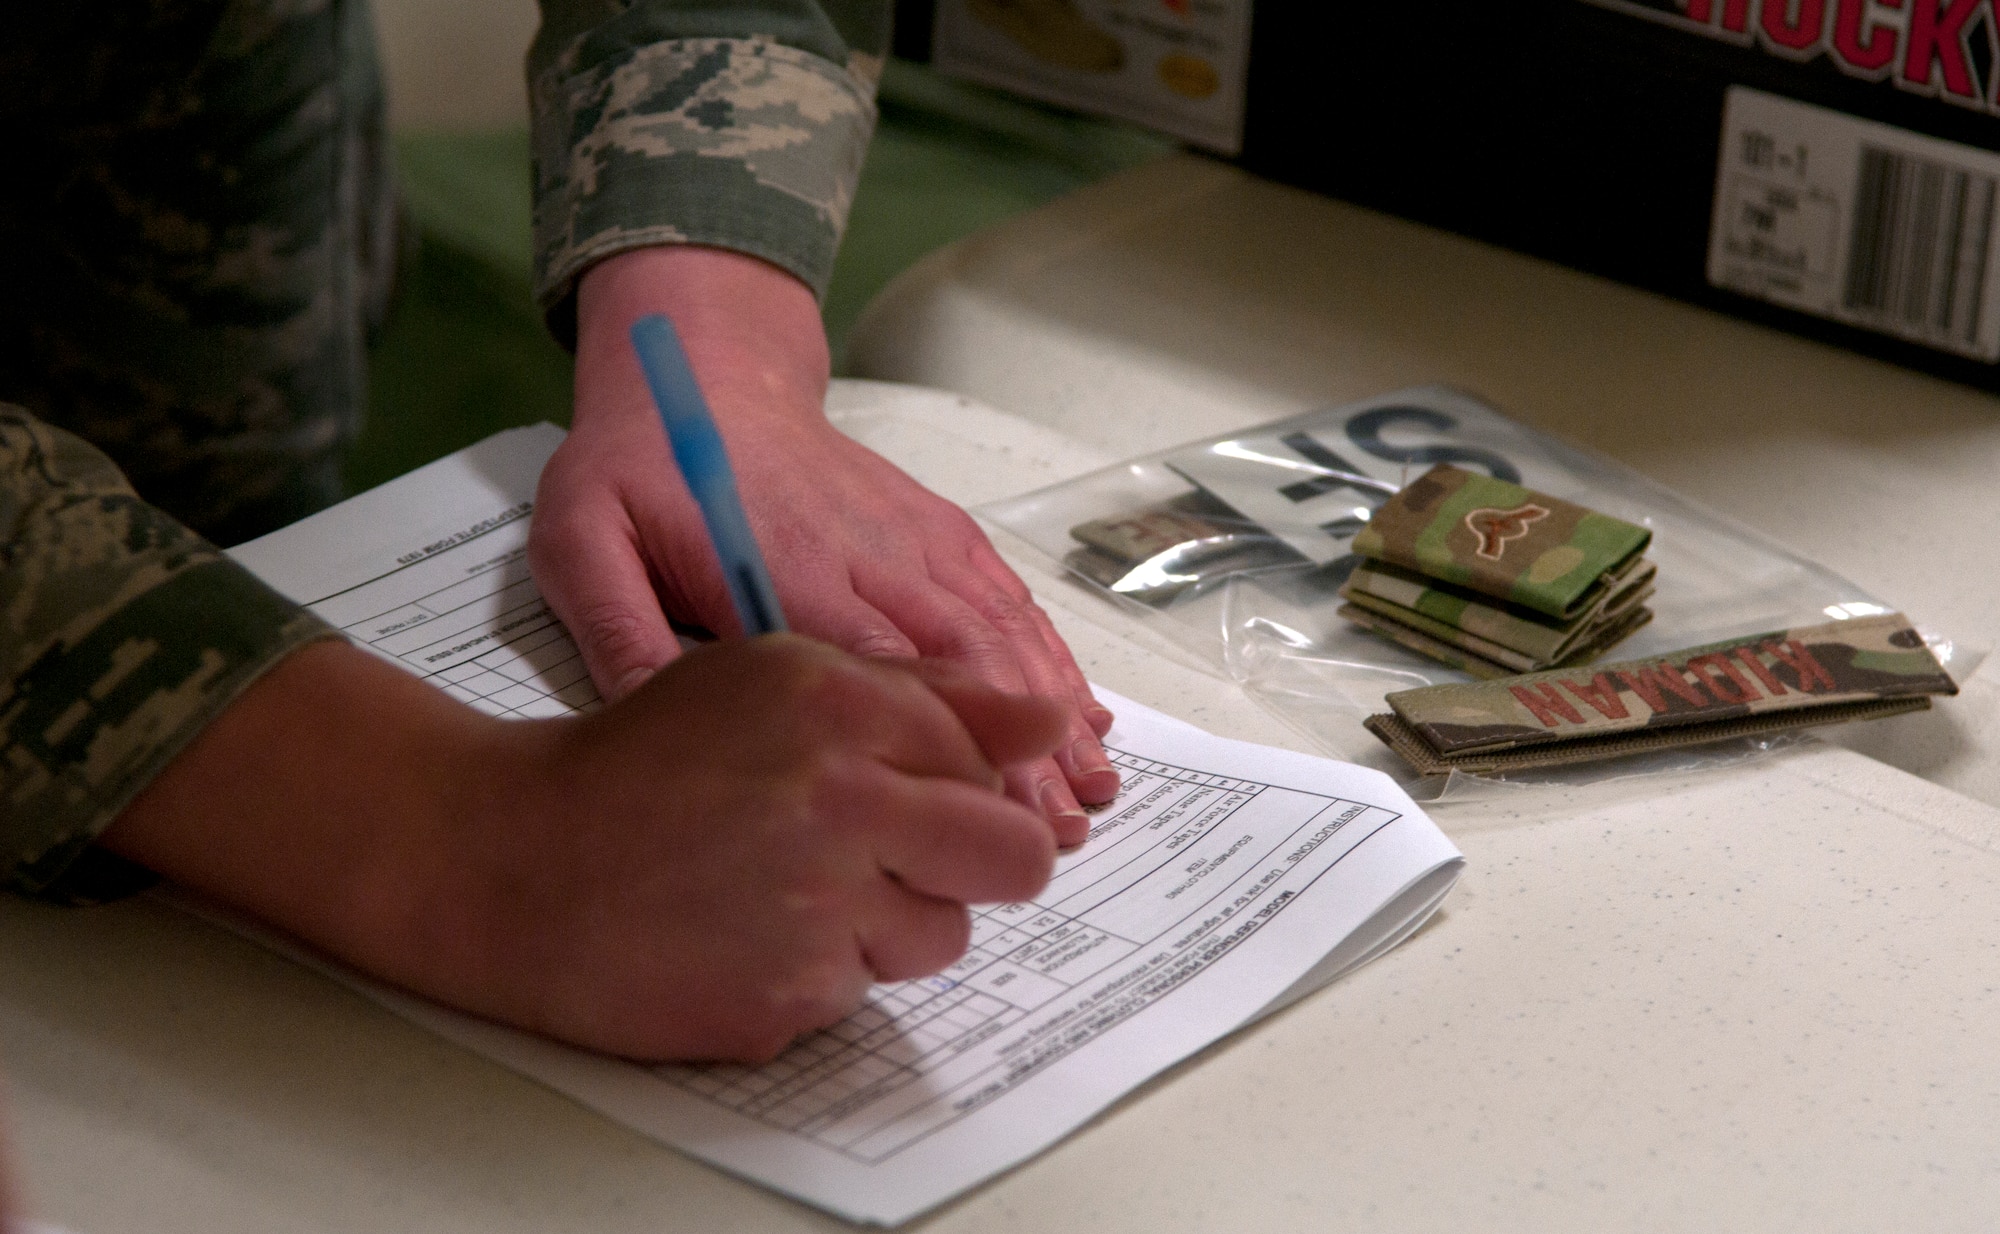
[{"xmin": 11, "ymin": 382, "xmax": 2000, "ymax": 1232}]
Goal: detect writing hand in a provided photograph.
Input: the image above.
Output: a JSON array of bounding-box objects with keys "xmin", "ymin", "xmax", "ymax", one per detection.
[
  {"xmin": 104, "ymin": 636, "xmax": 1065, "ymax": 1060},
  {"xmin": 529, "ymin": 246, "xmax": 1118, "ymax": 844}
]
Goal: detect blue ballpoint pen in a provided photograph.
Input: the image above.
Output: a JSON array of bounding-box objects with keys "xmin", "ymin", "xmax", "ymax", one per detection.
[{"xmin": 628, "ymin": 313, "xmax": 789, "ymax": 636}]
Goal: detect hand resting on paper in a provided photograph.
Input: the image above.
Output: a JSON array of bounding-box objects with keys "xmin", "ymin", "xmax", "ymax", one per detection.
[
  {"xmin": 100, "ymin": 635, "xmax": 1064, "ymax": 1061},
  {"xmin": 528, "ymin": 246, "xmax": 1119, "ymax": 846}
]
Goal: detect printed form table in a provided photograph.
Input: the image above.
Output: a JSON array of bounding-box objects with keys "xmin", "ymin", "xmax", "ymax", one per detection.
[
  {"xmin": 664, "ymin": 749, "xmax": 1395, "ymax": 1165},
  {"xmin": 305, "ymin": 516, "xmax": 602, "ymax": 720}
]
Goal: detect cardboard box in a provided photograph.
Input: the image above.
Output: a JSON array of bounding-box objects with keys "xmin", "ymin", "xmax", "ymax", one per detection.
[{"xmin": 913, "ymin": 0, "xmax": 2000, "ymax": 393}]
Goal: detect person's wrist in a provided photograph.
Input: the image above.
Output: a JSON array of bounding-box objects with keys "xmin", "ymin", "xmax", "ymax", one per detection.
[
  {"xmin": 99, "ymin": 642, "xmax": 528, "ymax": 990},
  {"xmin": 572, "ymin": 245, "xmax": 830, "ymax": 436},
  {"xmin": 367, "ymin": 707, "xmax": 572, "ymax": 1027}
]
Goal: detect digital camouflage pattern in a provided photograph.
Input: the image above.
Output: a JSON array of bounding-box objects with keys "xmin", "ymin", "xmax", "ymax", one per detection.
[
  {"xmin": 530, "ymin": 0, "xmax": 892, "ymax": 344},
  {"xmin": 1367, "ymin": 613, "xmax": 1955, "ymax": 774},
  {"xmin": 1349, "ymin": 463, "xmax": 1652, "ymax": 619},
  {"xmin": 1342, "ymin": 556, "xmax": 1655, "ymax": 668},
  {"xmin": 1, "ymin": 0, "xmax": 892, "ymax": 532},
  {"xmin": 0, "ymin": 0, "xmax": 397, "ymax": 549},
  {"xmin": 1, "ymin": 0, "xmax": 884, "ymax": 895},
  {"xmin": 2, "ymin": 409, "xmax": 333, "ymax": 898}
]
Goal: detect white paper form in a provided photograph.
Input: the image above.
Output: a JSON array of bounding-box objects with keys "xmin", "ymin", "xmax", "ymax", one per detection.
[
  {"xmin": 221, "ymin": 424, "xmax": 1464, "ymax": 1225},
  {"xmin": 231, "ymin": 423, "xmax": 602, "ymax": 719}
]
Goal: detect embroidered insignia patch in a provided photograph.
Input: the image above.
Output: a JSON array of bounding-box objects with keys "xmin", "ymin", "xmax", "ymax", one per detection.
[{"xmin": 1463, "ymin": 503, "xmax": 1549, "ymax": 559}]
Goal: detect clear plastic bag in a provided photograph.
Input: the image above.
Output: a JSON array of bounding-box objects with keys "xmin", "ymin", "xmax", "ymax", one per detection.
[{"xmin": 982, "ymin": 387, "xmax": 1974, "ymax": 795}]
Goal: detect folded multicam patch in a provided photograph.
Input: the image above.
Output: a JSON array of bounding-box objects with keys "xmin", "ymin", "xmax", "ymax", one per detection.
[
  {"xmin": 1364, "ymin": 613, "xmax": 1955, "ymax": 775},
  {"xmin": 1349, "ymin": 463, "xmax": 1652, "ymax": 620},
  {"xmin": 1064, "ymin": 492, "xmax": 1302, "ymax": 603},
  {"xmin": 1339, "ymin": 598, "xmax": 1655, "ymax": 679},
  {"xmin": 1341, "ymin": 555, "xmax": 1655, "ymax": 672}
]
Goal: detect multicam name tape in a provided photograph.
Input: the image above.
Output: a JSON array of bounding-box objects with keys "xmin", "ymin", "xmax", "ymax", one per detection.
[{"xmin": 1365, "ymin": 613, "xmax": 1955, "ymax": 775}]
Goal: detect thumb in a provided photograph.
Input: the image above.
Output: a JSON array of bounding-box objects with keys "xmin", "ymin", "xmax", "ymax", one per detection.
[{"xmin": 529, "ymin": 505, "xmax": 681, "ymax": 702}]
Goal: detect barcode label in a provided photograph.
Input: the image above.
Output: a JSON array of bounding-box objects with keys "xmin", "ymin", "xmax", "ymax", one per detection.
[
  {"xmin": 1709, "ymin": 87, "xmax": 2000, "ymax": 364},
  {"xmin": 1841, "ymin": 146, "xmax": 1997, "ymax": 350}
]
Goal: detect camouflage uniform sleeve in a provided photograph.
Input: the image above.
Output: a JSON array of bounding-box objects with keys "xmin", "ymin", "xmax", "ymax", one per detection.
[
  {"xmin": 2, "ymin": 407, "xmax": 335, "ymax": 899},
  {"xmin": 530, "ymin": 0, "xmax": 891, "ymax": 345}
]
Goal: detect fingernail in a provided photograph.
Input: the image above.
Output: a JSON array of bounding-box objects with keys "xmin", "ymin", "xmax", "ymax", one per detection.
[
  {"xmin": 1040, "ymin": 781, "xmax": 1090, "ymax": 849},
  {"xmin": 609, "ymin": 665, "xmax": 658, "ymax": 702},
  {"xmin": 1085, "ymin": 704, "xmax": 1116, "ymax": 736},
  {"xmin": 1069, "ymin": 738, "xmax": 1114, "ymax": 778},
  {"xmin": 1066, "ymin": 737, "xmax": 1122, "ymax": 805},
  {"xmin": 1040, "ymin": 780, "xmax": 1086, "ymax": 824}
]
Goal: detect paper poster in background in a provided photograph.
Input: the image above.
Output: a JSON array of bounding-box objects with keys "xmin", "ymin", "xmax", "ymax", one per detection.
[{"xmin": 932, "ymin": 0, "xmax": 1252, "ymax": 154}]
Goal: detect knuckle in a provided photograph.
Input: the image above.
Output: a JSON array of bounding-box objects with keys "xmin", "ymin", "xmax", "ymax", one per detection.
[
  {"xmin": 967, "ymin": 547, "xmax": 1036, "ymax": 604},
  {"xmin": 935, "ymin": 904, "xmax": 975, "ymax": 963},
  {"xmin": 771, "ymin": 962, "xmax": 870, "ymax": 1038},
  {"xmin": 790, "ymin": 657, "xmax": 946, "ymax": 750},
  {"xmin": 934, "ymin": 505, "xmax": 986, "ymax": 544},
  {"xmin": 991, "ymin": 566, "xmax": 1035, "ymax": 605},
  {"xmin": 757, "ymin": 632, "xmax": 834, "ymax": 679},
  {"xmin": 752, "ymin": 637, "xmax": 849, "ymax": 700},
  {"xmin": 801, "ymin": 981, "xmax": 869, "ymax": 1035},
  {"xmin": 575, "ymin": 601, "xmax": 659, "ymax": 663},
  {"xmin": 933, "ymin": 611, "xmax": 1013, "ymax": 670},
  {"xmin": 774, "ymin": 866, "xmax": 846, "ymax": 920},
  {"xmin": 791, "ymin": 653, "xmax": 887, "ymax": 722},
  {"xmin": 968, "ymin": 586, "xmax": 1028, "ymax": 632},
  {"xmin": 921, "ymin": 906, "xmax": 976, "ymax": 974},
  {"xmin": 844, "ymin": 623, "xmax": 919, "ymax": 661},
  {"xmin": 525, "ymin": 486, "xmax": 604, "ymax": 552},
  {"xmin": 876, "ymin": 905, "xmax": 972, "ymax": 981},
  {"xmin": 726, "ymin": 953, "xmax": 868, "ymax": 1063}
]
